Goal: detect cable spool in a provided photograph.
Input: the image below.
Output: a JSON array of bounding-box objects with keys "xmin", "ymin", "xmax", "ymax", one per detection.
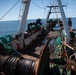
[
  {"xmin": 33, "ymin": 45, "xmax": 50, "ymax": 75},
  {"xmin": 4, "ymin": 56, "xmax": 13, "ymax": 74},
  {"xmin": 30, "ymin": 61, "xmax": 35, "ymax": 75},
  {"xmin": 7, "ymin": 57, "xmax": 17, "ymax": 75},
  {"xmin": 0, "ymin": 44, "xmax": 50, "ymax": 75},
  {"xmin": 38, "ymin": 45, "xmax": 50, "ymax": 75},
  {"xmin": 0, "ymin": 56, "xmax": 10, "ymax": 73}
]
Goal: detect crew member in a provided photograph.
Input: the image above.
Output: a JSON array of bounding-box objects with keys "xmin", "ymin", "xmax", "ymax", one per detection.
[{"xmin": 68, "ymin": 17, "xmax": 72, "ymax": 27}]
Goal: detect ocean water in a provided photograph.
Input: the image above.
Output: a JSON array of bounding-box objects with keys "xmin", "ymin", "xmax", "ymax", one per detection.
[
  {"xmin": 0, "ymin": 18, "xmax": 76, "ymax": 36},
  {"xmin": 0, "ymin": 19, "xmax": 36, "ymax": 36}
]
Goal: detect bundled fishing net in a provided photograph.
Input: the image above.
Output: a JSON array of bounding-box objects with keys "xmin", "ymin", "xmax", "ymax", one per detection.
[{"xmin": 54, "ymin": 36, "xmax": 62, "ymax": 55}]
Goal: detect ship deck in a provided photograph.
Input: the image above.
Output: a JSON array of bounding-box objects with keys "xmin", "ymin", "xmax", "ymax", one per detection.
[{"xmin": 21, "ymin": 30, "xmax": 60, "ymax": 60}]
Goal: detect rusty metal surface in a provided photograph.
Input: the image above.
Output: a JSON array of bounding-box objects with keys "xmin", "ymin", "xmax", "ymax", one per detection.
[
  {"xmin": 47, "ymin": 31, "xmax": 60, "ymax": 38},
  {"xmin": 0, "ymin": 30, "xmax": 60, "ymax": 75}
]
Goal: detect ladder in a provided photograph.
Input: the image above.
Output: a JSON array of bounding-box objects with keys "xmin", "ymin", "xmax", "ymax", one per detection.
[
  {"xmin": 18, "ymin": 0, "xmax": 31, "ymax": 35},
  {"xmin": 18, "ymin": 0, "xmax": 27, "ymax": 22}
]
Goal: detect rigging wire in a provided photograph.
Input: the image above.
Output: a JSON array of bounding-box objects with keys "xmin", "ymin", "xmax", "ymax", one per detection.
[
  {"xmin": 32, "ymin": 0, "xmax": 47, "ymax": 19},
  {"xmin": 0, "ymin": 0, "xmax": 20, "ymax": 20},
  {"xmin": 31, "ymin": 0, "xmax": 43, "ymax": 9},
  {"xmin": 47, "ymin": 0, "xmax": 53, "ymax": 19},
  {"xmin": 66, "ymin": 0, "xmax": 68, "ymax": 6},
  {"xmin": 52, "ymin": 0, "xmax": 63, "ymax": 39},
  {"xmin": 18, "ymin": 1, "xmax": 23, "ymax": 21},
  {"xmin": 52, "ymin": 0, "xmax": 55, "ymax": 5},
  {"xmin": 41, "ymin": 0, "xmax": 45, "ymax": 9},
  {"xmin": 48, "ymin": 0, "xmax": 53, "ymax": 5},
  {"xmin": 41, "ymin": 0, "xmax": 47, "ymax": 18}
]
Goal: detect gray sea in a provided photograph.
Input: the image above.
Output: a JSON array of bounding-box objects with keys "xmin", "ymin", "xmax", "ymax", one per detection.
[{"xmin": 0, "ymin": 18, "xmax": 76, "ymax": 36}]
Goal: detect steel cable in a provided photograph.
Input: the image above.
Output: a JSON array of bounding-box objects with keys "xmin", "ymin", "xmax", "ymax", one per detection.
[{"xmin": 0, "ymin": 0, "xmax": 20, "ymax": 20}]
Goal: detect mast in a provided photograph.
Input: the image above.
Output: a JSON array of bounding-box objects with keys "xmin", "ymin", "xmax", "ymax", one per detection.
[
  {"xmin": 57, "ymin": 0, "xmax": 70, "ymax": 43},
  {"xmin": 18, "ymin": 0, "xmax": 31, "ymax": 35},
  {"xmin": 46, "ymin": 7, "xmax": 52, "ymax": 23},
  {"xmin": 46, "ymin": 5, "xmax": 65, "ymax": 26},
  {"xmin": 46, "ymin": 6, "xmax": 58, "ymax": 24}
]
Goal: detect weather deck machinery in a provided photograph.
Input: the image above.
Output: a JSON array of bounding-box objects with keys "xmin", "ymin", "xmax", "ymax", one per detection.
[{"xmin": 0, "ymin": 0, "xmax": 76, "ymax": 75}]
